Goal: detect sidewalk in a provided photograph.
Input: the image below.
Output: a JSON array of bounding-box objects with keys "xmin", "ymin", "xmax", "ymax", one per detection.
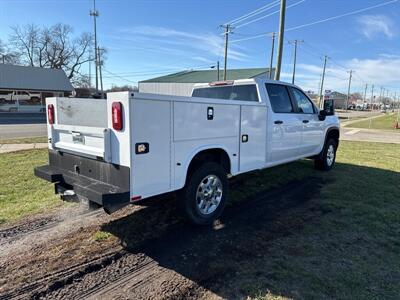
[
  {"xmin": 341, "ymin": 127, "xmax": 400, "ymax": 144},
  {"xmin": 0, "ymin": 143, "xmax": 48, "ymax": 154}
]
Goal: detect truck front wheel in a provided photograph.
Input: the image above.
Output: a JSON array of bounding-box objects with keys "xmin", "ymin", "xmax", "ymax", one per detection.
[
  {"xmin": 314, "ymin": 138, "xmax": 337, "ymax": 171},
  {"xmin": 180, "ymin": 162, "xmax": 228, "ymax": 225}
]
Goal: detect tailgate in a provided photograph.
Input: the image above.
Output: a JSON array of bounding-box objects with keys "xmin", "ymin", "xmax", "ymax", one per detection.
[
  {"xmin": 50, "ymin": 124, "xmax": 111, "ymax": 161},
  {"xmin": 48, "ymin": 97, "xmax": 111, "ymax": 162}
]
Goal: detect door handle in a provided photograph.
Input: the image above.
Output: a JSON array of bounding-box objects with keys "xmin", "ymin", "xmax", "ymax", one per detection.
[
  {"xmin": 302, "ymin": 120, "xmax": 309, "ymax": 124},
  {"xmin": 274, "ymin": 120, "xmax": 283, "ymax": 124}
]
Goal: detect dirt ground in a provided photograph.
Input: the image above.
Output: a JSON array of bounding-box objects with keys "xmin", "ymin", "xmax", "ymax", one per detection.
[{"xmin": 0, "ymin": 173, "xmax": 325, "ymax": 300}]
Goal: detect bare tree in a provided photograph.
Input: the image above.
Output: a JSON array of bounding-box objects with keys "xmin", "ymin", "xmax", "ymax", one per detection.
[
  {"xmin": 9, "ymin": 23, "xmax": 94, "ymax": 83},
  {"xmin": 70, "ymin": 73, "xmax": 91, "ymax": 88},
  {"xmin": 9, "ymin": 24, "xmax": 39, "ymax": 66},
  {"xmin": 0, "ymin": 39, "xmax": 20, "ymax": 64},
  {"xmin": 107, "ymin": 85, "xmax": 138, "ymax": 93}
]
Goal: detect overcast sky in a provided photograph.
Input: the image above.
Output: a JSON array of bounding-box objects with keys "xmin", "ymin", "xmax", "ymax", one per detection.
[{"xmin": 0, "ymin": 0, "xmax": 399, "ymax": 96}]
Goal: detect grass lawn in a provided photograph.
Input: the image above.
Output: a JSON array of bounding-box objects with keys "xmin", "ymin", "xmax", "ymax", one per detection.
[
  {"xmin": 0, "ymin": 149, "xmax": 59, "ymax": 226},
  {"xmin": 348, "ymin": 112, "xmax": 400, "ymax": 131},
  {"xmin": 241, "ymin": 141, "xmax": 400, "ymax": 299},
  {"xmin": 0, "ymin": 136, "xmax": 47, "ymax": 145}
]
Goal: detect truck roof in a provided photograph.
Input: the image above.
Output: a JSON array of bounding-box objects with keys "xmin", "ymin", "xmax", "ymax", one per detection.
[{"xmin": 192, "ymin": 78, "xmax": 301, "ymax": 89}]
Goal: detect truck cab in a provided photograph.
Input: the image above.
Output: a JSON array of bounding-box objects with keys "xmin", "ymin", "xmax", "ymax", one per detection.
[
  {"xmin": 192, "ymin": 79, "xmax": 339, "ymax": 168},
  {"xmin": 35, "ymin": 79, "xmax": 339, "ymax": 225}
]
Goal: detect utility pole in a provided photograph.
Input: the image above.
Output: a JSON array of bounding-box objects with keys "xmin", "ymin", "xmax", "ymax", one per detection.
[
  {"xmin": 386, "ymin": 89, "xmax": 389, "ymax": 104},
  {"xmin": 370, "ymin": 84, "xmax": 374, "ymax": 110},
  {"xmin": 274, "ymin": 0, "xmax": 286, "ymax": 81},
  {"xmin": 363, "ymin": 83, "xmax": 368, "ymax": 103},
  {"xmin": 346, "ymin": 70, "xmax": 354, "ymax": 111},
  {"xmin": 221, "ymin": 24, "xmax": 232, "ymax": 81},
  {"xmin": 88, "ymin": 49, "xmax": 92, "ymax": 88},
  {"xmin": 289, "ymin": 39, "xmax": 304, "ymax": 84},
  {"xmin": 90, "ymin": 0, "xmax": 99, "ymax": 91},
  {"xmin": 318, "ymin": 55, "xmax": 328, "ymax": 109},
  {"xmin": 98, "ymin": 46, "xmax": 104, "ymax": 98},
  {"xmin": 269, "ymin": 32, "xmax": 276, "ymax": 79},
  {"xmin": 217, "ymin": 61, "xmax": 220, "ymax": 81}
]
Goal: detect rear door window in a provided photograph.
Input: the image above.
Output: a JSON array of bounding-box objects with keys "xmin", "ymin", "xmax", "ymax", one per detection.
[
  {"xmin": 265, "ymin": 84, "xmax": 294, "ymax": 113},
  {"xmin": 192, "ymin": 85, "xmax": 259, "ymax": 102}
]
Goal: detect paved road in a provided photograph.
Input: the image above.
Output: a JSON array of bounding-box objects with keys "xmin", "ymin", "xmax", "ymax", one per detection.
[
  {"xmin": 341, "ymin": 127, "xmax": 400, "ymax": 144},
  {"xmin": 0, "ymin": 113, "xmax": 46, "ymax": 139},
  {"xmin": 0, "ymin": 113, "xmax": 46, "ymax": 125},
  {"xmin": 0, "ymin": 124, "xmax": 47, "ymax": 139}
]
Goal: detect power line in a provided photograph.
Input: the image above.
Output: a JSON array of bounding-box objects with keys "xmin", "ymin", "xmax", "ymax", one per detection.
[
  {"xmin": 231, "ymin": 0, "xmax": 399, "ymax": 43},
  {"xmin": 295, "ymin": 41, "xmax": 372, "ymax": 85},
  {"xmin": 235, "ymin": 0, "xmax": 306, "ymax": 29},
  {"xmin": 225, "ymin": 0, "xmax": 280, "ymax": 26},
  {"xmin": 287, "ymin": 0, "xmax": 399, "ymax": 32},
  {"xmin": 102, "ymin": 64, "xmax": 218, "ymax": 82},
  {"xmin": 103, "ymin": 64, "xmax": 215, "ymax": 76},
  {"xmin": 102, "ymin": 68, "xmax": 138, "ymax": 84}
]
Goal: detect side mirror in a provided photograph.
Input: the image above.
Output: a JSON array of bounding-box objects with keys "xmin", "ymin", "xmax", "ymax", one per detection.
[
  {"xmin": 323, "ymin": 99, "xmax": 335, "ymax": 116},
  {"xmin": 318, "ymin": 110, "xmax": 327, "ymax": 121}
]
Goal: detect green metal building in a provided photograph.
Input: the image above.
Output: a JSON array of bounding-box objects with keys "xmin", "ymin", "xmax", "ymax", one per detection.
[{"xmin": 138, "ymin": 68, "xmax": 274, "ymax": 96}]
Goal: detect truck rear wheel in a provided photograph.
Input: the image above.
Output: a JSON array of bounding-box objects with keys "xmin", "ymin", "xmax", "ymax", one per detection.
[
  {"xmin": 314, "ymin": 138, "xmax": 337, "ymax": 171},
  {"xmin": 180, "ymin": 162, "xmax": 228, "ymax": 225}
]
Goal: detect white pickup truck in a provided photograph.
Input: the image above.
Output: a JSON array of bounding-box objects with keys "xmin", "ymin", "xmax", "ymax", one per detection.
[{"xmin": 35, "ymin": 79, "xmax": 339, "ymax": 225}]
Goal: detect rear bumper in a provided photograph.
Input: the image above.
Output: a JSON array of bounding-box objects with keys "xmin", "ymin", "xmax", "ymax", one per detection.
[{"xmin": 34, "ymin": 150, "xmax": 130, "ymax": 214}]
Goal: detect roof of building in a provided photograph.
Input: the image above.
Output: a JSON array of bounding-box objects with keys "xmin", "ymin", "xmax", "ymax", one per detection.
[
  {"xmin": 325, "ymin": 91, "xmax": 347, "ymax": 100},
  {"xmin": 0, "ymin": 64, "xmax": 74, "ymax": 92},
  {"xmin": 140, "ymin": 68, "xmax": 273, "ymax": 83}
]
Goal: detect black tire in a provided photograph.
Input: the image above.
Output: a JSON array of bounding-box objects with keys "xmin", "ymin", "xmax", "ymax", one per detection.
[
  {"xmin": 180, "ymin": 162, "xmax": 228, "ymax": 225},
  {"xmin": 314, "ymin": 138, "xmax": 337, "ymax": 171}
]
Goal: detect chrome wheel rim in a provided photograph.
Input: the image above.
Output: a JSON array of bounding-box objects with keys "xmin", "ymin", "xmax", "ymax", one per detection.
[
  {"xmin": 326, "ymin": 144, "xmax": 335, "ymax": 166},
  {"xmin": 196, "ymin": 175, "xmax": 223, "ymax": 215}
]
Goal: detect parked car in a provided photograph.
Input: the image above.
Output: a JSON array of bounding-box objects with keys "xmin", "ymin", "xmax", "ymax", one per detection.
[
  {"xmin": 35, "ymin": 79, "xmax": 340, "ymax": 225},
  {"xmin": 0, "ymin": 99, "xmax": 18, "ymax": 112},
  {"xmin": 0, "ymin": 99, "xmax": 45, "ymax": 112},
  {"xmin": 0, "ymin": 91, "xmax": 41, "ymax": 101}
]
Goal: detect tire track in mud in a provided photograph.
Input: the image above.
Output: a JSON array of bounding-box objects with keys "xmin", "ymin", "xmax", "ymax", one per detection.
[
  {"xmin": 2, "ymin": 176, "xmax": 328, "ymax": 300},
  {"xmin": 0, "ymin": 216, "xmax": 58, "ymax": 244},
  {"xmin": 0, "ymin": 250, "xmax": 127, "ymax": 300},
  {"xmin": 0, "ymin": 208, "xmax": 103, "ymax": 248}
]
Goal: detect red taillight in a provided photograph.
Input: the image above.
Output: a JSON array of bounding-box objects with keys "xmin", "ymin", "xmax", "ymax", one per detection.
[
  {"xmin": 47, "ymin": 104, "xmax": 54, "ymax": 125},
  {"xmin": 209, "ymin": 80, "xmax": 234, "ymax": 86},
  {"xmin": 131, "ymin": 196, "xmax": 142, "ymax": 202},
  {"xmin": 112, "ymin": 102, "xmax": 123, "ymax": 131}
]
